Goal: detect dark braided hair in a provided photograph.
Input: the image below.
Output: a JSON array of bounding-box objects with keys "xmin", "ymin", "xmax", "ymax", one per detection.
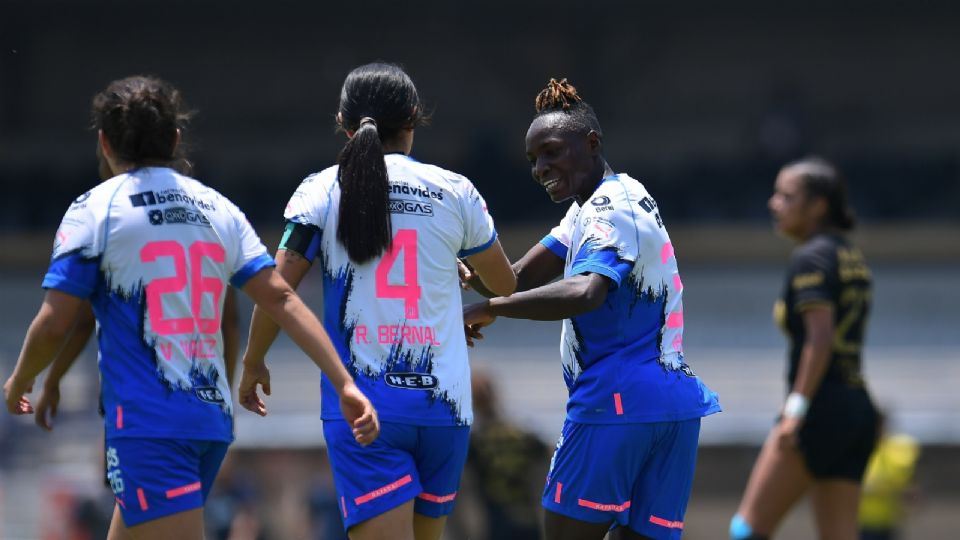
[
  {"xmin": 533, "ymin": 78, "xmax": 602, "ymax": 135},
  {"xmin": 336, "ymin": 62, "xmax": 428, "ymax": 264},
  {"xmin": 785, "ymin": 156, "xmax": 857, "ymax": 231},
  {"xmin": 92, "ymin": 75, "xmax": 193, "ymax": 173}
]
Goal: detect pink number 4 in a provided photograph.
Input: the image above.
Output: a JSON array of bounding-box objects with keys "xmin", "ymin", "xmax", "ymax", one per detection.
[
  {"xmin": 140, "ymin": 240, "xmax": 225, "ymax": 335},
  {"xmin": 375, "ymin": 229, "xmax": 421, "ymax": 320}
]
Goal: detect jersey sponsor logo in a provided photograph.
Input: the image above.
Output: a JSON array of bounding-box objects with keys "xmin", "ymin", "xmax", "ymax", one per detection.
[
  {"xmin": 388, "ymin": 198, "xmax": 434, "ymax": 217},
  {"xmin": 638, "ymin": 196, "xmax": 664, "ymax": 227},
  {"xmin": 129, "ymin": 189, "xmax": 216, "ymax": 211},
  {"xmin": 147, "ymin": 207, "xmax": 211, "ymax": 227},
  {"xmin": 194, "ymin": 386, "xmax": 226, "ymax": 404},
  {"xmin": 164, "ymin": 206, "xmax": 211, "ymax": 227},
  {"xmin": 69, "ymin": 190, "xmax": 92, "ymax": 210},
  {"xmin": 791, "ymin": 271, "xmax": 825, "ymax": 289},
  {"xmin": 384, "ymin": 372, "xmax": 439, "ymax": 390},
  {"xmin": 389, "ymin": 182, "xmax": 444, "ymax": 201},
  {"xmin": 590, "ymin": 195, "xmax": 614, "ymax": 212}
]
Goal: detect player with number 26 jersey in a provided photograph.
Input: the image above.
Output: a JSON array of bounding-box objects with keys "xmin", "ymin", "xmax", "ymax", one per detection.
[
  {"xmin": 45, "ymin": 167, "xmax": 274, "ymax": 442},
  {"xmin": 282, "ymin": 153, "xmax": 495, "ymax": 427}
]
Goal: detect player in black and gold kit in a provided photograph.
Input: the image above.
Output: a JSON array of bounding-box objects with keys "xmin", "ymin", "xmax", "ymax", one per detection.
[{"xmin": 730, "ymin": 158, "xmax": 879, "ymax": 540}]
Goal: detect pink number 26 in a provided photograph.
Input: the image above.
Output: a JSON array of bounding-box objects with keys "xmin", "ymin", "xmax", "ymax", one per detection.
[
  {"xmin": 375, "ymin": 229, "xmax": 421, "ymax": 320},
  {"xmin": 140, "ymin": 240, "xmax": 225, "ymax": 335}
]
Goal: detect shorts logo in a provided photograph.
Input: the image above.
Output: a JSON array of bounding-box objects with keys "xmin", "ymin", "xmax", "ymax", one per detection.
[
  {"xmin": 384, "ymin": 372, "xmax": 438, "ymax": 390},
  {"xmin": 388, "ymin": 198, "xmax": 434, "ymax": 217},
  {"xmin": 106, "ymin": 446, "xmax": 124, "ymax": 495},
  {"xmin": 195, "ymin": 386, "xmax": 225, "ymax": 403}
]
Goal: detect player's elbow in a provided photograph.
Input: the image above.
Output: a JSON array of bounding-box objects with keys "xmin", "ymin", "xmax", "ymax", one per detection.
[{"xmin": 485, "ymin": 271, "xmax": 517, "ymax": 298}]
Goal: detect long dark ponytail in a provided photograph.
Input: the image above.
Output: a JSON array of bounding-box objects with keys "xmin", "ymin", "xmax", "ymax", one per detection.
[{"xmin": 336, "ymin": 63, "xmax": 427, "ymax": 264}]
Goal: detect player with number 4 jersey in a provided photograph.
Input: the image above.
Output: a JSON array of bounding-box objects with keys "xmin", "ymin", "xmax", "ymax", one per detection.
[
  {"xmin": 241, "ymin": 63, "xmax": 515, "ymax": 540},
  {"xmin": 3, "ymin": 76, "xmax": 378, "ymax": 539}
]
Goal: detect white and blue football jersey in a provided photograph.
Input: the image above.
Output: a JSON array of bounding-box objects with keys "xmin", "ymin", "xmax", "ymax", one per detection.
[
  {"xmin": 540, "ymin": 173, "xmax": 721, "ymax": 423},
  {"xmin": 44, "ymin": 167, "xmax": 275, "ymax": 441},
  {"xmin": 281, "ymin": 154, "xmax": 497, "ymax": 426}
]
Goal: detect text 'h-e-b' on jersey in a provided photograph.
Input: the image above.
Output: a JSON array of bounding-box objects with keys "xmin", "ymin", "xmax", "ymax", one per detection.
[
  {"xmin": 44, "ymin": 167, "xmax": 275, "ymax": 442},
  {"xmin": 280, "ymin": 154, "xmax": 497, "ymax": 427},
  {"xmin": 539, "ymin": 174, "xmax": 721, "ymax": 424}
]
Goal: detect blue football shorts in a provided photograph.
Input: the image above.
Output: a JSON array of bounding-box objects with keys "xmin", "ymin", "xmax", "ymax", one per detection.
[
  {"xmin": 323, "ymin": 420, "xmax": 470, "ymax": 530},
  {"xmin": 105, "ymin": 437, "xmax": 229, "ymax": 527},
  {"xmin": 542, "ymin": 418, "xmax": 701, "ymax": 540}
]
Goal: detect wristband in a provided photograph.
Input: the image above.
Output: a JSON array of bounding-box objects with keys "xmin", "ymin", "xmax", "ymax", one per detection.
[{"xmin": 783, "ymin": 392, "xmax": 809, "ymax": 419}]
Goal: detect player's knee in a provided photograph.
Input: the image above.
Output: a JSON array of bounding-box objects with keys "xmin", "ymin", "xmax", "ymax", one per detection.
[{"xmin": 729, "ymin": 513, "xmax": 768, "ymax": 540}]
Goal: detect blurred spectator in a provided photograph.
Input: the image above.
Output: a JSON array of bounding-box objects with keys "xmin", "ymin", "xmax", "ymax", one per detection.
[
  {"xmin": 449, "ymin": 367, "xmax": 549, "ymax": 540},
  {"xmin": 858, "ymin": 413, "xmax": 921, "ymax": 540}
]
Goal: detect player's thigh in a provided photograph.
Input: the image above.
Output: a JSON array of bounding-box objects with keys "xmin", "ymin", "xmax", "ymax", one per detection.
[
  {"xmin": 325, "ymin": 420, "xmax": 423, "ymax": 532},
  {"xmin": 627, "ymin": 419, "xmax": 700, "ymax": 540},
  {"xmin": 127, "ymin": 508, "xmax": 204, "ymax": 540},
  {"xmin": 544, "ymin": 509, "xmax": 613, "ymax": 540},
  {"xmin": 735, "ymin": 428, "xmax": 811, "ymax": 536},
  {"xmin": 412, "ymin": 513, "xmax": 447, "ymax": 540},
  {"xmin": 412, "ymin": 425, "xmax": 471, "ymax": 520},
  {"xmin": 348, "ymin": 499, "xmax": 415, "ymax": 540},
  {"xmin": 809, "ymin": 479, "xmax": 861, "ymax": 540}
]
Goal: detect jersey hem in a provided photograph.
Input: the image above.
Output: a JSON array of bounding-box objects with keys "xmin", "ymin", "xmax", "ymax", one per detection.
[{"xmin": 565, "ymin": 404, "xmax": 721, "ymax": 424}]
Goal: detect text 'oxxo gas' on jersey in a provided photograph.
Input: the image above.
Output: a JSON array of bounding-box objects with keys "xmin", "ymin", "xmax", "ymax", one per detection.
[
  {"xmin": 281, "ymin": 154, "xmax": 497, "ymax": 427},
  {"xmin": 44, "ymin": 167, "xmax": 275, "ymax": 442},
  {"xmin": 540, "ymin": 174, "xmax": 721, "ymax": 424}
]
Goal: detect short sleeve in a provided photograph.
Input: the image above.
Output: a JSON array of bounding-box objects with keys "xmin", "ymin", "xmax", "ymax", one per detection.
[
  {"xmin": 568, "ymin": 199, "xmax": 638, "ymax": 288},
  {"xmin": 283, "ymin": 173, "xmax": 329, "ymax": 228},
  {"xmin": 539, "ymin": 202, "xmax": 578, "ymax": 260},
  {"xmin": 226, "ymin": 202, "xmax": 275, "ymax": 289},
  {"xmin": 787, "ymin": 247, "xmax": 835, "ymax": 310},
  {"xmin": 42, "ymin": 193, "xmax": 101, "ymax": 298},
  {"xmin": 457, "ymin": 180, "xmax": 497, "ymax": 258}
]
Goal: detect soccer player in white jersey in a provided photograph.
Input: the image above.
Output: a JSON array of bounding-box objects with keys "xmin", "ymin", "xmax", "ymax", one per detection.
[
  {"xmin": 462, "ymin": 79, "xmax": 721, "ymax": 540},
  {"xmin": 239, "ymin": 62, "xmax": 516, "ymax": 540},
  {"xmin": 2, "ymin": 75, "xmax": 378, "ymax": 540}
]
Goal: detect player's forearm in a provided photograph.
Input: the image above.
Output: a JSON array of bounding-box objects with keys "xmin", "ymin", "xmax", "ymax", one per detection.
[
  {"xmin": 244, "ymin": 305, "xmax": 283, "ymax": 362},
  {"xmin": 264, "ymin": 291, "xmax": 352, "ymax": 393},
  {"xmin": 43, "ymin": 312, "xmax": 95, "ymax": 390},
  {"xmin": 12, "ymin": 315, "xmax": 72, "ymax": 384},
  {"xmin": 791, "ymin": 337, "xmax": 832, "ymax": 399},
  {"xmin": 487, "ymin": 274, "xmax": 606, "ymax": 321}
]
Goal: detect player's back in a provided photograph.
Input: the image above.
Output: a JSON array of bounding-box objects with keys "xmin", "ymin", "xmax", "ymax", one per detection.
[
  {"xmin": 285, "ymin": 154, "xmax": 497, "ymax": 426},
  {"xmin": 47, "ymin": 167, "xmax": 267, "ymax": 442}
]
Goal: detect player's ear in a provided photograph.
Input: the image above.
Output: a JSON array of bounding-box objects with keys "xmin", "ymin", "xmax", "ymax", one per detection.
[
  {"xmin": 337, "ymin": 113, "xmax": 354, "ymax": 139},
  {"xmin": 587, "ymin": 130, "xmax": 602, "ymax": 155},
  {"xmin": 98, "ymin": 130, "xmax": 114, "ymax": 159},
  {"xmin": 174, "ymin": 128, "xmax": 182, "ymax": 150}
]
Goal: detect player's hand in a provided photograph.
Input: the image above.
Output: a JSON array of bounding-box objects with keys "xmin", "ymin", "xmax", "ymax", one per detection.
[
  {"xmin": 238, "ymin": 357, "xmax": 271, "ymax": 417},
  {"xmin": 457, "ymin": 259, "xmax": 474, "ymax": 290},
  {"xmin": 3, "ymin": 375, "xmax": 34, "ymax": 415},
  {"xmin": 776, "ymin": 416, "xmax": 803, "ymax": 450},
  {"xmin": 463, "ymin": 300, "xmax": 496, "ymax": 327},
  {"xmin": 464, "ymin": 324, "xmax": 486, "ymax": 348},
  {"xmin": 35, "ymin": 383, "xmax": 61, "ymax": 431},
  {"xmin": 338, "ymin": 382, "xmax": 379, "ymax": 446}
]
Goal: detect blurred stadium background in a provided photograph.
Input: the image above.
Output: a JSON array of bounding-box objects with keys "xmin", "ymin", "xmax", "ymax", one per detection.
[{"xmin": 1, "ymin": 0, "xmax": 957, "ymax": 538}]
